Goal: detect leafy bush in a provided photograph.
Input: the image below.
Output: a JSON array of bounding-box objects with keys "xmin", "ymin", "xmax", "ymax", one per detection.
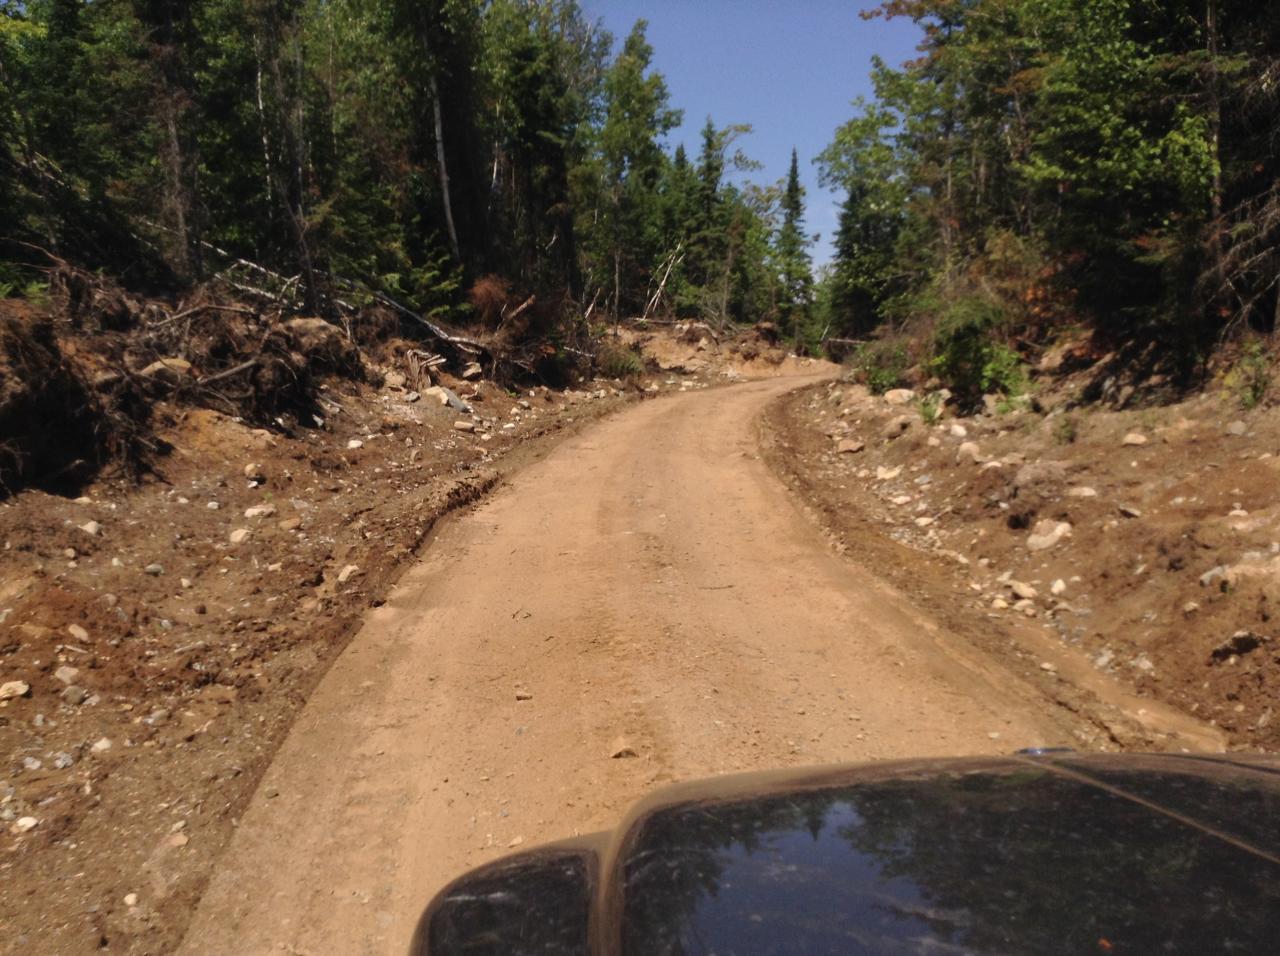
[
  {"xmin": 1227, "ymin": 341, "xmax": 1271, "ymax": 409},
  {"xmin": 930, "ymin": 296, "xmax": 1026, "ymax": 408},
  {"xmin": 1052, "ymin": 414, "xmax": 1079, "ymax": 445},
  {"xmin": 597, "ymin": 343, "xmax": 644, "ymax": 379},
  {"xmin": 849, "ymin": 340, "xmax": 910, "ymax": 394}
]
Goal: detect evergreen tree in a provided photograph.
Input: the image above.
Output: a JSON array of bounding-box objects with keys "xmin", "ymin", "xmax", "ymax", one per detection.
[{"xmin": 775, "ymin": 148, "xmax": 813, "ymax": 348}]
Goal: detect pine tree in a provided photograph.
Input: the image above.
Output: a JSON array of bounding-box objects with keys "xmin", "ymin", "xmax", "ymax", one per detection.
[{"xmin": 775, "ymin": 148, "xmax": 813, "ymax": 348}]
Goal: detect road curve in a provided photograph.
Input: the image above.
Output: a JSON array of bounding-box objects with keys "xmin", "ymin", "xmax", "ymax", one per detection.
[{"xmin": 179, "ymin": 373, "xmax": 1073, "ymax": 955}]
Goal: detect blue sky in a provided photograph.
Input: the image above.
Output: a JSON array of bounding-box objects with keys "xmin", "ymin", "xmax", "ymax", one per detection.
[{"xmin": 579, "ymin": 1, "xmax": 922, "ymax": 265}]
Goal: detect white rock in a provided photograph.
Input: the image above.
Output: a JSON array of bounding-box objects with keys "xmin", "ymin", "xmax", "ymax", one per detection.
[
  {"xmin": 0, "ymin": 680, "xmax": 31, "ymax": 701},
  {"xmin": 836, "ymin": 438, "xmax": 865, "ymax": 455},
  {"xmin": 884, "ymin": 388, "xmax": 916, "ymax": 406},
  {"xmin": 948, "ymin": 423, "xmax": 968, "ymax": 439},
  {"xmin": 346, "ymin": 439, "xmax": 364, "ymax": 450},
  {"xmin": 229, "ymin": 528, "xmax": 251, "ymax": 545},
  {"xmin": 206, "ymin": 501, "xmax": 220, "ymax": 511},
  {"xmin": 956, "ymin": 442, "xmax": 983, "ymax": 464},
  {"xmin": 454, "ymin": 421, "xmax": 477, "ymax": 433},
  {"xmin": 243, "ymin": 504, "xmax": 277, "ymax": 519},
  {"xmin": 78, "ymin": 520, "xmax": 102, "ymax": 536},
  {"xmin": 243, "ymin": 463, "xmax": 264, "ymax": 481},
  {"xmin": 55, "ymin": 665, "xmax": 80, "ymax": 685},
  {"xmin": 1027, "ymin": 520, "xmax": 1072, "ymax": 551},
  {"xmin": 1066, "ymin": 486, "xmax": 1097, "ymax": 498},
  {"xmin": 1009, "ymin": 581, "xmax": 1038, "ymax": 600},
  {"xmin": 1122, "ymin": 432, "xmax": 1148, "ymax": 447},
  {"xmin": 12, "ymin": 817, "xmax": 38, "ymax": 834},
  {"xmin": 67, "ymin": 623, "xmax": 89, "ymax": 642},
  {"xmin": 1050, "ymin": 579, "xmax": 1067, "ymax": 596},
  {"xmin": 91, "ymin": 737, "xmax": 112, "ymax": 753},
  {"xmin": 875, "ymin": 466, "xmax": 902, "ymax": 481},
  {"xmin": 124, "ymin": 893, "xmax": 139, "ymax": 907},
  {"xmin": 337, "ymin": 564, "xmax": 360, "ymax": 584}
]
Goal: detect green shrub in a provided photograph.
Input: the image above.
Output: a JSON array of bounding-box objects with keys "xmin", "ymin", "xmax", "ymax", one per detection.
[
  {"xmin": 930, "ymin": 295, "xmax": 1026, "ymax": 408},
  {"xmin": 1228, "ymin": 341, "xmax": 1271, "ymax": 409},
  {"xmin": 918, "ymin": 393, "xmax": 941, "ymax": 424},
  {"xmin": 597, "ymin": 343, "xmax": 644, "ymax": 379},
  {"xmin": 1052, "ymin": 414, "xmax": 1079, "ymax": 445},
  {"xmin": 849, "ymin": 340, "xmax": 910, "ymax": 395}
]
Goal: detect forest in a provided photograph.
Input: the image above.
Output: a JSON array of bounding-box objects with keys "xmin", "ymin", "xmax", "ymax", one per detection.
[{"xmin": 1, "ymin": 0, "xmax": 1277, "ymax": 395}]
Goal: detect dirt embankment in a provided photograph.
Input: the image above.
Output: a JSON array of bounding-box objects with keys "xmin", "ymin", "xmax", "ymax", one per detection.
[
  {"xmin": 1, "ymin": 294, "xmax": 758, "ymax": 954},
  {"xmin": 765, "ymin": 379, "xmax": 1279, "ymax": 754}
]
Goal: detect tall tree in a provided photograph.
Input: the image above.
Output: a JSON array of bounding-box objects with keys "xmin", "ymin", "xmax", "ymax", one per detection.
[{"xmin": 775, "ymin": 148, "xmax": 813, "ymax": 347}]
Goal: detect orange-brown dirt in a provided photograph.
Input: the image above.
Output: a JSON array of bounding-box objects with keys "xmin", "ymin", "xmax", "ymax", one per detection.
[
  {"xmin": 0, "ymin": 360, "xmax": 663, "ymax": 953},
  {"xmin": 2, "ymin": 315, "xmax": 1272, "ymax": 956},
  {"xmin": 764, "ymin": 378, "xmax": 1280, "ymax": 753}
]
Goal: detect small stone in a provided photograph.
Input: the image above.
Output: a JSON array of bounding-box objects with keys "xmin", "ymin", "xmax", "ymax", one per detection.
[
  {"xmin": 453, "ymin": 420, "xmax": 477, "ymax": 433},
  {"xmin": 384, "ymin": 370, "xmax": 408, "ymax": 389},
  {"xmin": 948, "ymin": 423, "xmax": 968, "ymax": 439},
  {"xmin": 337, "ymin": 564, "xmax": 360, "ymax": 584},
  {"xmin": 883, "ymin": 388, "xmax": 916, "ymax": 406},
  {"xmin": 914, "ymin": 516, "xmax": 935, "ymax": 528},
  {"xmin": 244, "ymin": 504, "xmax": 276, "ymax": 519},
  {"xmin": 1118, "ymin": 505, "xmax": 1142, "ymax": 519},
  {"xmin": 875, "ymin": 466, "xmax": 902, "ymax": 481},
  {"xmin": 22, "ymin": 756, "xmax": 41, "ymax": 771},
  {"xmin": 124, "ymin": 893, "xmax": 138, "ymax": 907},
  {"xmin": 1122, "ymin": 432, "xmax": 1148, "ymax": 447},
  {"xmin": 91, "ymin": 737, "xmax": 112, "ymax": 753},
  {"xmin": 610, "ymin": 737, "xmax": 638, "ymax": 759},
  {"xmin": 67, "ymin": 623, "xmax": 89, "ymax": 642},
  {"xmin": 166, "ymin": 832, "xmax": 189, "ymax": 848},
  {"xmin": 53, "ymin": 752, "xmax": 74, "ymax": 769},
  {"xmin": 61, "ymin": 685, "xmax": 87, "ymax": 705},
  {"xmin": 346, "ymin": 439, "xmax": 364, "ymax": 450},
  {"xmin": 180, "ymin": 578, "xmax": 193, "ymax": 589},
  {"xmin": 515, "ymin": 690, "xmax": 533, "ymax": 701},
  {"xmin": 144, "ymin": 563, "xmax": 164, "ymax": 576},
  {"xmin": 206, "ymin": 501, "xmax": 220, "ymax": 511},
  {"xmin": 278, "ymin": 517, "xmax": 302, "ymax": 532},
  {"xmin": 1039, "ymin": 662, "xmax": 1057, "ymax": 672},
  {"xmin": 54, "ymin": 665, "xmax": 80, "ymax": 685},
  {"xmin": 836, "ymin": 438, "xmax": 865, "ymax": 454},
  {"xmin": 1183, "ymin": 601, "xmax": 1200, "ymax": 615},
  {"xmin": 12, "ymin": 817, "xmax": 38, "ymax": 834},
  {"xmin": 0, "ymin": 680, "xmax": 31, "ymax": 701},
  {"xmin": 882, "ymin": 415, "xmax": 913, "ymax": 440},
  {"xmin": 461, "ymin": 362, "xmax": 483, "ymax": 380},
  {"xmin": 78, "ymin": 520, "xmax": 102, "ymax": 536},
  {"xmin": 404, "ymin": 391, "xmax": 420, "ymax": 403},
  {"xmin": 1009, "ymin": 581, "xmax": 1038, "ymax": 600},
  {"xmin": 1066, "ymin": 486, "xmax": 1097, "ymax": 498},
  {"xmin": 1226, "ymin": 420, "xmax": 1247, "ymax": 436},
  {"xmin": 1027, "ymin": 520, "xmax": 1072, "ymax": 551},
  {"xmin": 243, "ymin": 463, "xmax": 265, "ymax": 481},
  {"xmin": 926, "ymin": 435, "xmax": 941, "ymax": 447},
  {"xmin": 229, "ymin": 528, "xmax": 251, "ymax": 545},
  {"xmin": 991, "ymin": 598, "xmax": 1009, "ymax": 610},
  {"xmin": 956, "ymin": 442, "xmax": 983, "ymax": 465},
  {"xmin": 1050, "ymin": 579, "xmax": 1067, "ymax": 596}
]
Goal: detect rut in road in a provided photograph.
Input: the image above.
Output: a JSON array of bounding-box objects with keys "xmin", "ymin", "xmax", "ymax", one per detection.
[{"xmin": 179, "ymin": 373, "xmax": 1079, "ymax": 955}]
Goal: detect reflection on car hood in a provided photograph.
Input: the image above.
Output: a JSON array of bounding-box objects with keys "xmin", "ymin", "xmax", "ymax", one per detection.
[{"xmin": 413, "ymin": 753, "xmax": 1280, "ymax": 955}]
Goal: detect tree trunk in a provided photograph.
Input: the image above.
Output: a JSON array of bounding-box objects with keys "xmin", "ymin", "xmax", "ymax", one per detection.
[{"xmin": 421, "ymin": 26, "xmax": 460, "ymax": 262}]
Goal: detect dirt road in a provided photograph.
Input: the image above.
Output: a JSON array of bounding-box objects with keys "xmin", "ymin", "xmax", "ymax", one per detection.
[{"xmin": 179, "ymin": 373, "xmax": 1082, "ymax": 955}]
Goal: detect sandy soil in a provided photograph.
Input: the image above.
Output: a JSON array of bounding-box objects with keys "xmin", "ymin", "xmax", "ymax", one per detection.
[{"xmin": 178, "ymin": 371, "xmax": 1097, "ymax": 956}]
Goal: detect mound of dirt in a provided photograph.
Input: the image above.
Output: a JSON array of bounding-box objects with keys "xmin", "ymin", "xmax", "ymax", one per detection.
[{"xmin": 0, "ymin": 304, "xmax": 105, "ymax": 495}]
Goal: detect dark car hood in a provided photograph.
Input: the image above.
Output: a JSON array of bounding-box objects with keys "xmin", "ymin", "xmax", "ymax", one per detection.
[{"xmin": 412, "ymin": 753, "xmax": 1280, "ymax": 955}]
